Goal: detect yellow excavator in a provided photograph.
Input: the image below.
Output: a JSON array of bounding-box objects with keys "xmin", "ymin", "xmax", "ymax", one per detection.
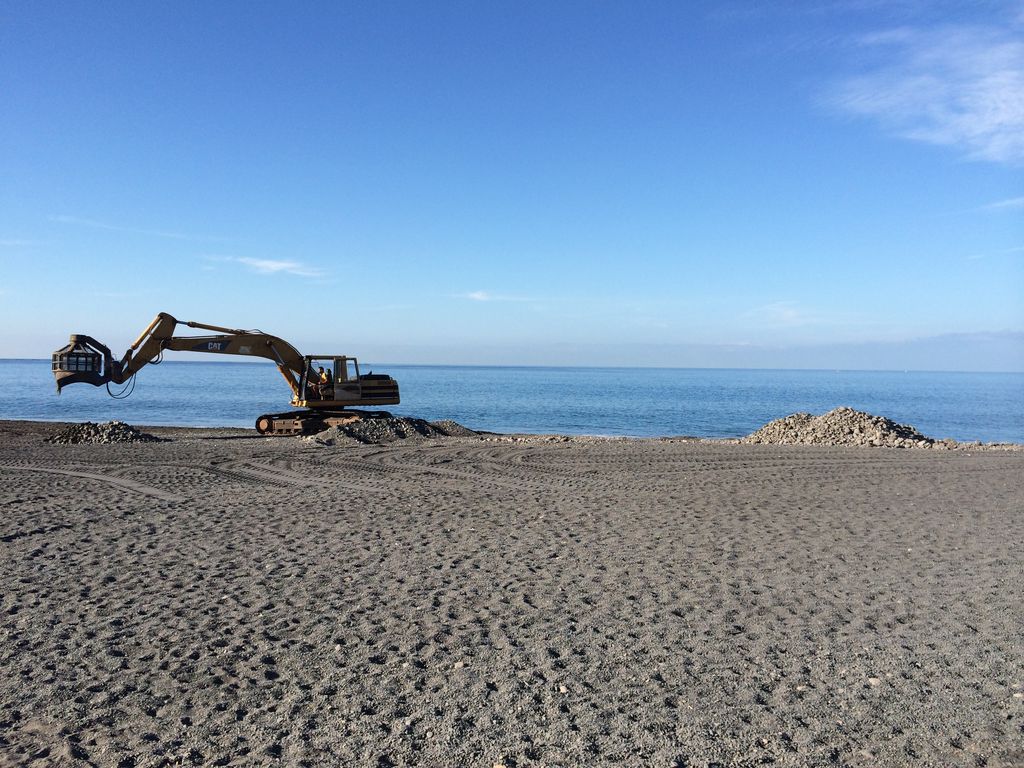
[{"xmin": 51, "ymin": 312, "xmax": 400, "ymax": 435}]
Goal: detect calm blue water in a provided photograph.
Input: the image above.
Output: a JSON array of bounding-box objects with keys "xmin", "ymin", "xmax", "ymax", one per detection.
[{"xmin": 1, "ymin": 360, "xmax": 1021, "ymax": 442}]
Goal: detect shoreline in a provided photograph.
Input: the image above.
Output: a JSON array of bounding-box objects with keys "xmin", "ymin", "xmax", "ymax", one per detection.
[{"xmin": 5, "ymin": 418, "xmax": 1022, "ymax": 451}]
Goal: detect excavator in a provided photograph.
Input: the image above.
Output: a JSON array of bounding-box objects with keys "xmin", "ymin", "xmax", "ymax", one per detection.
[{"xmin": 51, "ymin": 312, "xmax": 400, "ymax": 435}]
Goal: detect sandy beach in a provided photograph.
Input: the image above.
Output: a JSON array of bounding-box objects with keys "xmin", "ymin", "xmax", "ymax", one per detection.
[{"xmin": 1, "ymin": 419, "xmax": 1022, "ymax": 767}]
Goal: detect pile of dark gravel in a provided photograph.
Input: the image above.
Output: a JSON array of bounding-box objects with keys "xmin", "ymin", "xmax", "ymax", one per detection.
[
  {"xmin": 742, "ymin": 407, "xmax": 951, "ymax": 449},
  {"xmin": 46, "ymin": 421, "xmax": 162, "ymax": 445},
  {"xmin": 308, "ymin": 416, "xmax": 478, "ymax": 445}
]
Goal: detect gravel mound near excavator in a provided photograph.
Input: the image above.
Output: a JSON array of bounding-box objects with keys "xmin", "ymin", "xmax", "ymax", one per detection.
[
  {"xmin": 46, "ymin": 420, "xmax": 163, "ymax": 445},
  {"xmin": 308, "ymin": 417, "xmax": 478, "ymax": 445},
  {"xmin": 742, "ymin": 406, "xmax": 952, "ymax": 449}
]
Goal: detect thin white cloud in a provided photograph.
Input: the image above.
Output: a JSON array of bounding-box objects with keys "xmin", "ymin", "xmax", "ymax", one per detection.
[
  {"xmin": 0, "ymin": 239, "xmax": 43, "ymax": 247},
  {"xmin": 221, "ymin": 256, "xmax": 325, "ymax": 278},
  {"xmin": 981, "ymin": 196, "xmax": 1024, "ymax": 211},
  {"xmin": 738, "ymin": 300, "xmax": 874, "ymax": 330},
  {"xmin": 741, "ymin": 301, "xmax": 810, "ymax": 327},
  {"xmin": 830, "ymin": 21, "xmax": 1024, "ymax": 164},
  {"xmin": 51, "ymin": 214, "xmax": 224, "ymax": 242},
  {"xmin": 967, "ymin": 245, "xmax": 1024, "ymax": 260},
  {"xmin": 460, "ymin": 290, "xmax": 532, "ymax": 302}
]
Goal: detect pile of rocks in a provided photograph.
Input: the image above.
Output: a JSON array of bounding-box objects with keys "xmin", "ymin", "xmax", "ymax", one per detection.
[
  {"xmin": 427, "ymin": 419, "xmax": 480, "ymax": 437},
  {"xmin": 46, "ymin": 421, "xmax": 162, "ymax": 445},
  {"xmin": 742, "ymin": 406, "xmax": 952, "ymax": 449},
  {"xmin": 308, "ymin": 416, "xmax": 478, "ymax": 445}
]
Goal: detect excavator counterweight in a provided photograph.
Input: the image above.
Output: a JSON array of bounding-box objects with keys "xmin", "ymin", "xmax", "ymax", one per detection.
[{"xmin": 52, "ymin": 312, "xmax": 400, "ymax": 435}]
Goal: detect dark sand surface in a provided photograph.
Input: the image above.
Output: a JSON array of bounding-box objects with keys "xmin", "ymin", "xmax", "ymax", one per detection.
[{"xmin": 1, "ymin": 420, "xmax": 1022, "ymax": 767}]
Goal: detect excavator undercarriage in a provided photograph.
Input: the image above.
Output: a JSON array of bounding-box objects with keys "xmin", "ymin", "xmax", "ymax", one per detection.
[
  {"xmin": 252, "ymin": 409, "xmax": 396, "ymax": 436},
  {"xmin": 52, "ymin": 313, "xmax": 401, "ymax": 436}
]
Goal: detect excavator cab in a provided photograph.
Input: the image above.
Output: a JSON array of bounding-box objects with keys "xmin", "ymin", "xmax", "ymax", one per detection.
[
  {"xmin": 299, "ymin": 356, "xmax": 350, "ymax": 402},
  {"xmin": 295, "ymin": 355, "xmax": 399, "ymax": 409}
]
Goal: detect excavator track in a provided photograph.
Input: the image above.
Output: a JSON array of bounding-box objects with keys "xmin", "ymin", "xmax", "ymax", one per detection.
[{"xmin": 254, "ymin": 409, "xmax": 393, "ymax": 436}]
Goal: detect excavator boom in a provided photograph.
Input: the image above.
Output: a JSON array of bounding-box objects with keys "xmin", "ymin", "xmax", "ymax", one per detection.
[{"xmin": 51, "ymin": 312, "xmax": 400, "ymax": 434}]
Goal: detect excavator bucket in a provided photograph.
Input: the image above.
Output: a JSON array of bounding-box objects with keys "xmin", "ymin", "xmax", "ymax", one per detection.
[{"xmin": 51, "ymin": 335, "xmax": 113, "ymax": 392}]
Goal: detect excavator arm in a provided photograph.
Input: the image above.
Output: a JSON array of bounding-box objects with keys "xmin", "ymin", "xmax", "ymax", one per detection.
[
  {"xmin": 52, "ymin": 312, "xmax": 306, "ymax": 397},
  {"xmin": 52, "ymin": 311, "xmax": 400, "ymax": 434}
]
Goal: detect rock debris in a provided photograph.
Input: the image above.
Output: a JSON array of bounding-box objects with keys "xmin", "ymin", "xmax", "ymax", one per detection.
[
  {"xmin": 742, "ymin": 406, "xmax": 950, "ymax": 449},
  {"xmin": 46, "ymin": 421, "xmax": 162, "ymax": 445},
  {"xmin": 307, "ymin": 417, "xmax": 478, "ymax": 445}
]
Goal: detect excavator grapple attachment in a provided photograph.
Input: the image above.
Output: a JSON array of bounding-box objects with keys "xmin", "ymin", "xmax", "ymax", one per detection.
[{"xmin": 51, "ymin": 335, "xmax": 114, "ymax": 392}]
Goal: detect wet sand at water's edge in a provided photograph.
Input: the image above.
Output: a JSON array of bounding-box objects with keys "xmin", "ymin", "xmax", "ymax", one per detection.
[{"xmin": 0, "ymin": 420, "xmax": 1022, "ymax": 767}]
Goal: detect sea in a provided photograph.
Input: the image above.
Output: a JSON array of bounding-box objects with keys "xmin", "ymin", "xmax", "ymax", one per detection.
[{"xmin": 1, "ymin": 359, "xmax": 1022, "ymax": 443}]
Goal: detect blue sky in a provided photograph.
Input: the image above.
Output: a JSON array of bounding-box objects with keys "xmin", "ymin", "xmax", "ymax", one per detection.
[{"xmin": 1, "ymin": 1, "xmax": 1021, "ymax": 369}]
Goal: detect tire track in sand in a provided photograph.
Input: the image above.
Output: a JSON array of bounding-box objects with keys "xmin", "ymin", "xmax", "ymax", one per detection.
[
  {"xmin": 207, "ymin": 459, "xmax": 385, "ymax": 493},
  {"xmin": 326, "ymin": 453, "xmax": 566, "ymax": 494},
  {"xmin": 0, "ymin": 462, "xmax": 182, "ymax": 502}
]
